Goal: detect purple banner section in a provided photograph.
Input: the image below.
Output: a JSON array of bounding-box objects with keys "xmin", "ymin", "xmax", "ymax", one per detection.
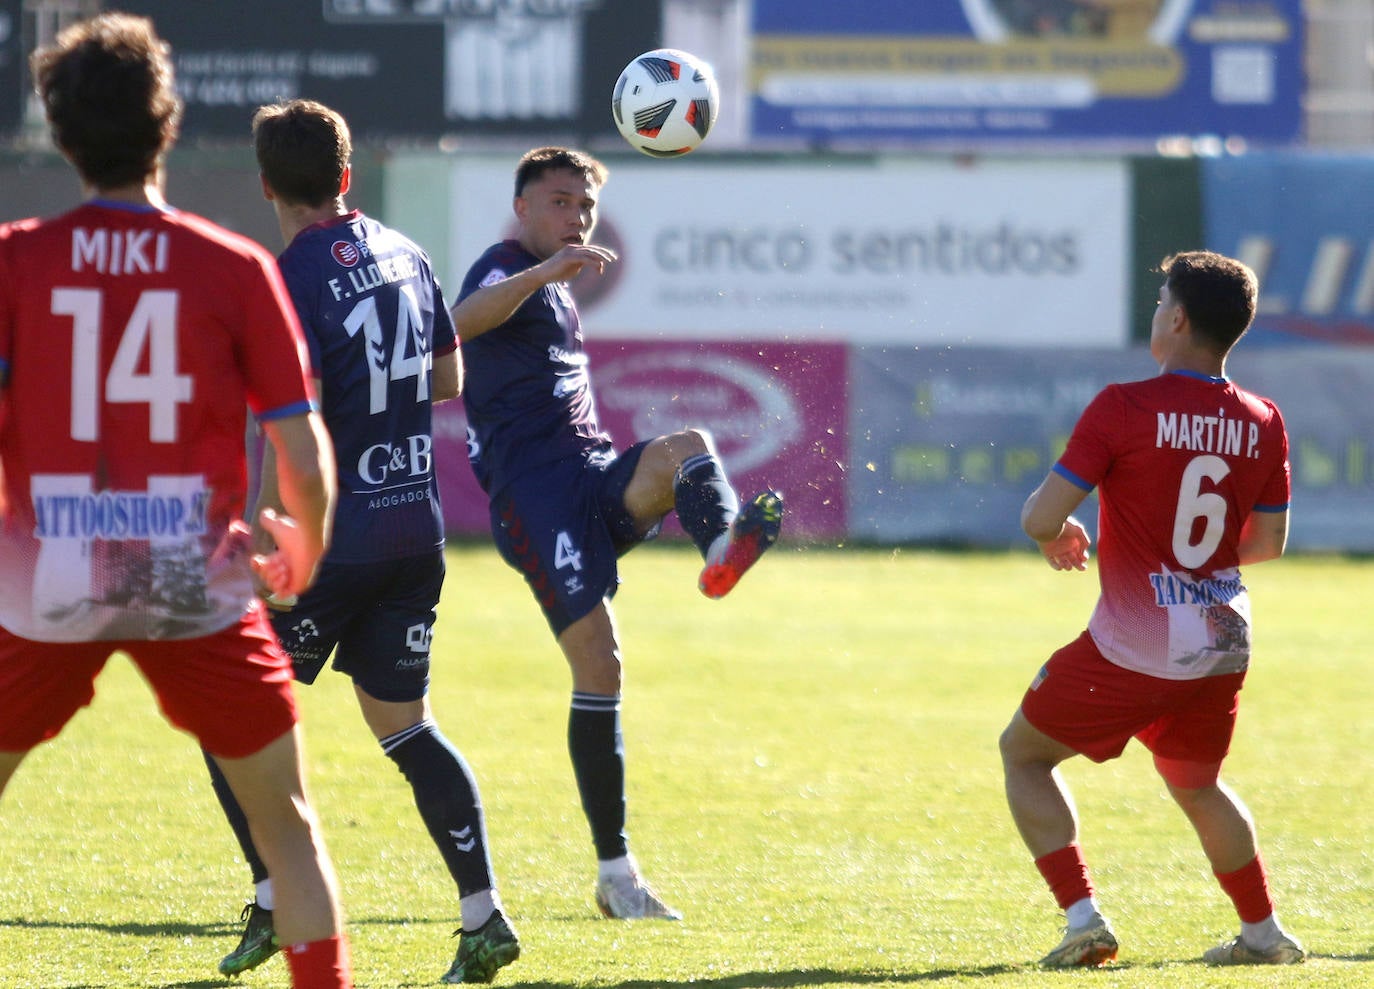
[{"xmin": 435, "ymin": 340, "xmax": 849, "ymax": 541}]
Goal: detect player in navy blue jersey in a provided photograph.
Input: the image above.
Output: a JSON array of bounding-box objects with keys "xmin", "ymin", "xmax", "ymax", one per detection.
[
  {"xmin": 452, "ymin": 146, "xmax": 784, "ymax": 920},
  {"xmin": 204, "ymin": 100, "xmax": 518, "ymax": 984}
]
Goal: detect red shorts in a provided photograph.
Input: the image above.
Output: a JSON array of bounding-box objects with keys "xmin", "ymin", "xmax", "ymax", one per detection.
[
  {"xmin": 1021, "ymin": 629, "xmax": 1245, "ymax": 767},
  {"xmin": 0, "ymin": 606, "xmax": 297, "ymax": 759}
]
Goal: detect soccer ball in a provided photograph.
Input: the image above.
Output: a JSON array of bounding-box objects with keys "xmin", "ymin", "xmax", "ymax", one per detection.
[{"xmin": 611, "ymin": 48, "xmax": 719, "ymax": 158}]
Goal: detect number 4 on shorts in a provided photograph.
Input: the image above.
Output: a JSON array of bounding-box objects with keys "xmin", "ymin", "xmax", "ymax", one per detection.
[{"xmin": 554, "ymin": 531, "xmax": 582, "ymax": 572}]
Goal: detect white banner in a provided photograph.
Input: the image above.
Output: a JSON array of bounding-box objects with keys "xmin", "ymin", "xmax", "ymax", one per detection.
[{"xmin": 449, "ymin": 155, "xmax": 1130, "ymax": 345}]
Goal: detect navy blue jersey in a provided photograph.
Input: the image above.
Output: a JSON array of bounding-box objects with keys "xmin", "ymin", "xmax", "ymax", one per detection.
[
  {"xmin": 277, "ymin": 211, "xmax": 455, "ymax": 563},
  {"xmin": 457, "ymin": 240, "xmax": 613, "ymax": 496}
]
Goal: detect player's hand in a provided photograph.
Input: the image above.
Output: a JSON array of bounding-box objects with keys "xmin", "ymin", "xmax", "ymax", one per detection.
[
  {"xmin": 209, "ymin": 519, "xmax": 252, "ymax": 567},
  {"xmin": 1038, "ymin": 516, "xmax": 1091, "ymax": 572},
  {"xmin": 250, "ymin": 507, "xmax": 320, "ymax": 603},
  {"xmin": 543, "ymin": 243, "xmax": 617, "ymax": 281}
]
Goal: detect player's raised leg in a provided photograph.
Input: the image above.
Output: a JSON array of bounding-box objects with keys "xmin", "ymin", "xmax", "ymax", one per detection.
[{"xmin": 622, "ymin": 428, "xmax": 784, "ymax": 599}]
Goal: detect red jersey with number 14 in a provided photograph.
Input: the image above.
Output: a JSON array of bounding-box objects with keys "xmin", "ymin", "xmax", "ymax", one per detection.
[
  {"xmin": 1054, "ymin": 370, "xmax": 1289, "ymax": 681},
  {"xmin": 0, "ymin": 201, "xmax": 317, "ymax": 643}
]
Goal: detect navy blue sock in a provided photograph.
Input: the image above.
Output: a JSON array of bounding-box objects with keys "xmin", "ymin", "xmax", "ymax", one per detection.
[
  {"xmin": 382, "ymin": 720, "xmax": 495, "ymax": 896},
  {"xmin": 674, "ymin": 453, "xmax": 739, "ymax": 560},
  {"xmin": 568, "ymin": 693, "xmax": 628, "ymax": 861},
  {"xmin": 203, "ymin": 748, "xmax": 269, "ymax": 886}
]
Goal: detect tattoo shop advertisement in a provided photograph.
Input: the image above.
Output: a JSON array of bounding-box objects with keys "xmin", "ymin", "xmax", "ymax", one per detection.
[
  {"xmin": 432, "ymin": 341, "xmax": 848, "ymax": 540},
  {"xmin": 849, "ymin": 346, "xmax": 1374, "ymax": 551},
  {"xmin": 448, "ymin": 155, "xmax": 1131, "ymax": 345}
]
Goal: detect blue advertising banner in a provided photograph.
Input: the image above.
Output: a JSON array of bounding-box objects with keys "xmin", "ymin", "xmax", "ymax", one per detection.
[
  {"xmin": 849, "ymin": 346, "xmax": 1374, "ymax": 551},
  {"xmin": 1203, "ymin": 154, "xmax": 1374, "ymax": 346},
  {"xmin": 848, "ymin": 347, "xmax": 1133, "ymax": 545},
  {"xmin": 751, "ymin": 0, "xmax": 1302, "ymax": 147}
]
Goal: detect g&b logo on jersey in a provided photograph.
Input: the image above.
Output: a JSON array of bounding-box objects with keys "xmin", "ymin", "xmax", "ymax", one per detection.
[{"xmin": 358, "ymin": 432, "xmax": 433, "ymax": 487}]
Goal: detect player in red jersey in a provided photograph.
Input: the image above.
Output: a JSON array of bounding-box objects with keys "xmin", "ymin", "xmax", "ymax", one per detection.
[
  {"xmin": 999, "ymin": 251, "xmax": 1304, "ymax": 968},
  {"xmin": 0, "ymin": 15, "xmax": 352, "ymax": 988}
]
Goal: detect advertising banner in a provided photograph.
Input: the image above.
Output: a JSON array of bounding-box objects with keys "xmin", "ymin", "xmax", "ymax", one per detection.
[
  {"xmin": 1203, "ymin": 154, "xmax": 1374, "ymax": 346},
  {"xmin": 112, "ymin": 1, "xmax": 657, "ymax": 141},
  {"xmin": 435, "ymin": 340, "xmax": 848, "ymax": 540},
  {"xmin": 449, "ymin": 155, "xmax": 1130, "ymax": 345},
  {"xmin": 1228, "ymin": 347, "xmax": 1374, "ymax": 551},
  {"xmin": 849, "ymin": 346, "xmax": 1374, "ymax": 551},
  {"xmin": 848, "ymin": 347, "xmax": 1135, "ymax": 544},
  {"xmin": 750, "ymin": 0, "xmax": 1303, "ymax": 147}
]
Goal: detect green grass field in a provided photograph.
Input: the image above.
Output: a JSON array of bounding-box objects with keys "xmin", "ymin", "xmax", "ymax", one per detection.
[{"xmin": 1, "ymin": 544, "xmax": 1371, "ymax": 988}]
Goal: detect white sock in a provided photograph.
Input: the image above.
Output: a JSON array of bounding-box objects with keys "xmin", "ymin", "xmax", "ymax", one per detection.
[
  {"xmin": 1241, "ymin": 915, "xmax": 1282, "ymax": 949},
  {"xmin": 597, "ymin": 854, "xmax": 636, "ymax": 881},
  {"xmin": 255, "ymin": 878, "xmax": 274, "ymax": 911},
  {"xmin": 460, "ymin": 889, "xmax": 499, "ymax": 932},
  {"xmin": 1066, "ymin": 897, "xmax": 1101, "ymax": 930},
  {"xmin": 704, "ymin": 530, "xmax": 730, "ymax": 567}
]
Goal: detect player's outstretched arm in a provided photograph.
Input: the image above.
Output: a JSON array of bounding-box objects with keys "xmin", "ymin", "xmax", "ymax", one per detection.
[
  {"xmin": 256, "ymin": 412, "xmax": 337, "ymax": 598},
  {"xmin": 451, "ymin": 243, "xmax": 617, "ymax": 342},
  {"xmin": 1022, "ymin": 472, "xmax": 1092, "ymax": 572}
]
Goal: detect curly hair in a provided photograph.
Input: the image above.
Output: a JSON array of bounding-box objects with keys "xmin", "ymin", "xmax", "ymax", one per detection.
[{"xmin": 30, "ymin": 13, "xmax": 182, "ymax": 190}]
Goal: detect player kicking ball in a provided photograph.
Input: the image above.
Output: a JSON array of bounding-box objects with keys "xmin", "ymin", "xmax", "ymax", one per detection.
[{"xmin": 452, "ymin": 146, "xmax": 783, "ymax": 920}]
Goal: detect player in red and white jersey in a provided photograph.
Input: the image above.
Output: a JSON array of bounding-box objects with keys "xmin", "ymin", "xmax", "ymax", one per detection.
[
  {"xmin": 1000, "ymin": 251, "xmax": 1303, "ymax": 969},
  {"xmin": 0, "ymin": 14, "xmax": 352, "ymax": 988},
  {"xmin": 1061, "ymin": 366, "xmax": 1289, "ymax": 680},
  {"xmin": 0, "ymin": 201, "xmax": 318, "ymax": 641}
]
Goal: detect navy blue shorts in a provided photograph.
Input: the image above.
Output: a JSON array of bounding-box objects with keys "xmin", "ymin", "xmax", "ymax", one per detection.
[
  {"xmin": 269, "ymin": 551, "xmax": 444, "ymax": 702},
  {"xmin": 489, "ymin": 442, "xmax": 656, "ymax": 636}
]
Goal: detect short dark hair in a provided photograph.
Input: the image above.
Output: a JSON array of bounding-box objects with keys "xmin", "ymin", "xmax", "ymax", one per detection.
[
  {"xmin": 31, "ymin": 13, "xmax": 182, "ymax": 190},
  {"xmin": 513, "ymin": 146, "xmax": 608, "ymax": 199},
  {"xmin": 1158, "ymin": 250, "xmax": 1258, "ymax": 355},
  {"xmin": 253, "ymin": 99, "xmax": 352, "ymax": 208}
]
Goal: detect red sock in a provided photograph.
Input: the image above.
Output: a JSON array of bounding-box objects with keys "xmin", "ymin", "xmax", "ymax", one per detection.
[
  {"xmin": 285, "ymin": 934, "xmax": 353, "ymax": 989},
  {"xmin": 1215, "ymin": 855, "xmax": 1275, "ymax": 924},
  {"xmin": 1035, "ymin": 843, "xmax": 1095, "ymax": 910}
]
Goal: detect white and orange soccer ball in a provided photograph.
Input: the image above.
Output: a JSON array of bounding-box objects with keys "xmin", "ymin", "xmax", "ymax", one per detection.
[{"xmin": 611, "ymin": 48, "xmax": 719, "ymax": 158}]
